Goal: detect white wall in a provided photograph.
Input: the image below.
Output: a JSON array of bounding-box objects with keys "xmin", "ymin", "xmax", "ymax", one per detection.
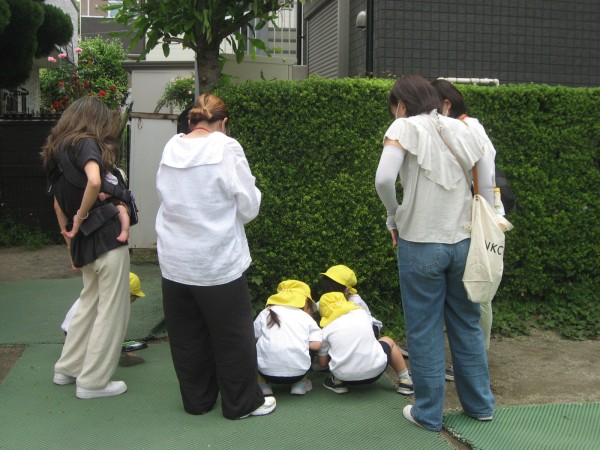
[
  {"xmin": 128, "ymin": 113, "xmax": 178, "ymax": 249},
  {"xmin": 130, "ymin": 68, "xmax": 195, "ymax": 114}
]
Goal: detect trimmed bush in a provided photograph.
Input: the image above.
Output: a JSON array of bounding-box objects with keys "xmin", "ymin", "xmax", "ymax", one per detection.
[{"xmin": 209, "ymin": 78, "xmax": 600, "ymax": 340}]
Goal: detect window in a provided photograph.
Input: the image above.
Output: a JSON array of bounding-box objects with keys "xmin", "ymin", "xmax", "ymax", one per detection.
[{"xmin": 106, "ymin": 1, "xmax": 122, "ymax": 18}]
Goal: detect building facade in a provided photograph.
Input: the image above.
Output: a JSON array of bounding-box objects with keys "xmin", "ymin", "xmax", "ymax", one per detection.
[{"xmin": 305, "ymin": 0, "xmax": 600, "ymax": 87}]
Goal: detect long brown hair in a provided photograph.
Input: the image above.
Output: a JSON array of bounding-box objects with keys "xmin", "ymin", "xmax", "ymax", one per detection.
[{"xmin": 41, "ymin": 96, "xmax": 119, "ymax": 173}]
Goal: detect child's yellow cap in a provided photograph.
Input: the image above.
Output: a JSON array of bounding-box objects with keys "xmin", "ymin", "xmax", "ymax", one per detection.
[
  {"xmin": 129, "ymin": 272, "xmax": 145, "ymax": 297},
  {"xmin": 266, "ymin": 280, "xmax": 314, "ymax": 309},
  {"xmin": 319, "ymin": 292, "xmax": 359, "ymax": 327},
  {"xmin": 320, "ymin": 265, "xmax": 358, "ymax": 294}
]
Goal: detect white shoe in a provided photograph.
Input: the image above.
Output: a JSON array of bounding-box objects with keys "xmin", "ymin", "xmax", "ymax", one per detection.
[
  {"xmin": 290, "ymin": 378, "xmax": 313, "ymax": 395},
  {"xmin": 53, "ymin": 373, "xmax": 76, "ymax": 385},
  {"xmin": 76, "ymin": 381, "xmax": 127, "ymax": 399},
  {"xmin": 239, "ymin": 396, "xmax": 276, "ymax": 418},
  {"xmin": 403, "ymin": 405, "xmax": 424, "ymax": 429}
]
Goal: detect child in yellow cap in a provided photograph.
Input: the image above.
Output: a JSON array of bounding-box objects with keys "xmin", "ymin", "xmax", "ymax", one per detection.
[
  {"xmin": 318, "ymin": 265, "xmax": 383, "ymax": 337},
  {"xmin": 254, "ymin": 280, "xmax": 322, "ymax": 395},
  {"xmin": 315, "ymin": 267, "xmax": 413, "ymax": 395},
  {"xmin": 61, "ymin": 272, "xmax": 146, "ymax": 367}
]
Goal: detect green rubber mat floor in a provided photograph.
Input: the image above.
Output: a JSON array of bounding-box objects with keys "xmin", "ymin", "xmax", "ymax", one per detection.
[
  {"xmin": 444, "ymin": 402, "xmax": 600, "ymax": 450},
  {"xmin": 0, "ymin": 263, "xmax": 164, "ymax": 344},
  {"xmin": 2, "ymin": 265, "xmax": 599, "ymax": 449},
  {"xmin": 0, "ymin": 343, "xmax": 452, "ymax": 450}
]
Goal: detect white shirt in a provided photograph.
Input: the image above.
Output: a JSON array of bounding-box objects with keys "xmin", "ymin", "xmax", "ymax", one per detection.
[
  {"xmin": 375, "ymin": 112, "xmax": 493, "ymax": 243},
  {"xmin": 348, "ymin": 293, "xmax": 383, "ymax": 332},
  {"xmin": 61, "ymin": 298, "xmax": 80, "ymax": 333},
  {"xmin": 254, "ymin": 305, "xmax": 322, "ymax": 377},
  {"xmin": 156, "ymin": 132, "xmax": 261, "ymax": 286},
  {"xmin": 318, "ymin": 309, "xmax": 387, "ymax": 381}
]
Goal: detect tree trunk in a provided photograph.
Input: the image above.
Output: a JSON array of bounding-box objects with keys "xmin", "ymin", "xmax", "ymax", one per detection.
[{"xmin": 195, "ymin": 39, "xmax": 221, "ymax": 94}]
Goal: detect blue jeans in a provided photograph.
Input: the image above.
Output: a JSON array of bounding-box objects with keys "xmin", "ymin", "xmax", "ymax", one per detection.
[{"xmin": 398, "ymin": 238, "xmax": 495, "ymax": 431}]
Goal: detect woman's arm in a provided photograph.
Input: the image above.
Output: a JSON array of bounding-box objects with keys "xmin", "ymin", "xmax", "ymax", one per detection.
[
  {"xmin": 54, "ymin": 197, "xmax": 78, "ymax": 270},
  {"xmin": 62, "ymin": 160, "xmax": 102, "ymax": 239},
  {"xmin": 475, "ymin": 150, "xmax": 495, "ymax": 207},
  {"xmin": 375, "ymin": 140, "xmax": 405, "ymax": 247},
  {"xmin": 54, "ymin": 197, "xmax": 69, "ymax": 245}
]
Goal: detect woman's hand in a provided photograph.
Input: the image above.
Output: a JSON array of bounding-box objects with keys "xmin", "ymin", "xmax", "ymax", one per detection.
[
  {"xmin": 62, "ymin": 213, "xmax": 84, "ymax": 239},
  {"xmin": 390, "ymin": 229, "xmax": 399, "ymax": 248}
]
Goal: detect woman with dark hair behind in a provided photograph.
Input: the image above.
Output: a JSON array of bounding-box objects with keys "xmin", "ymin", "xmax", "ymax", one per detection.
[
  {"xmin": 156, "ymin": 93, "xmax": 274, "ymax": 419},
  {"xmin": 375, "ymin": 75, "xmax": 495, "ymax": 431},
  {"xmin": 41, "ymin": 96, "xmax": 131, "ymax": 399},
  {"xmin": 431, "ymin": 78, "xmax": 504, "ymax": 361}
]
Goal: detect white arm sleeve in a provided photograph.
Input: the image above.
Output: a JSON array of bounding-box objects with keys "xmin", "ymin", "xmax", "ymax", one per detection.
[
  {"xmin": 475, "ymin": 150, "xmax": 495, "ymax": 207},
  {"xmin": 375, "ymin": 145, "xmax": 405, "ymax": 230}
]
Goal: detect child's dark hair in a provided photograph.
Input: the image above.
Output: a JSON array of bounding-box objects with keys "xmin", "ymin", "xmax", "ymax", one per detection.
[
  {"xmin": 267, "ymin": 308, "xmax": 281, "ymax": 328},
  {"xmin": 318, "ymin": 276, "xmax": 346, "ymax": 294}
]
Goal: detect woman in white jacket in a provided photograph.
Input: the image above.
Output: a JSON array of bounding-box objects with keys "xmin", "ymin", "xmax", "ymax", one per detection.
[{"xmin": 156, "ymin": 93, "xmax": 274, "ymax": 420}]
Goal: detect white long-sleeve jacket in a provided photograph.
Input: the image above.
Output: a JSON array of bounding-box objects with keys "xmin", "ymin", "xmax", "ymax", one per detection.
[{"xmin": 156, "ymin": 132, "xmax": 261, "ymax": 286}]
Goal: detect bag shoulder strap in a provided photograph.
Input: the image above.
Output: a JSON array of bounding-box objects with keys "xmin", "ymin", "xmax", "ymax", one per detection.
[
  {"xmin": 472, "ymin": 164, "xmax": 479, "ymax": 195},
  {"xmin": 437, "ymin": 118, "xmax": 477, "ymax": 194}
]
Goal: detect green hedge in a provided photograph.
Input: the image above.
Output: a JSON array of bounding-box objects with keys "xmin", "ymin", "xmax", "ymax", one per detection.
[{"xmin": 216, "ymin": 79, "xmax": 600, "ymax": 340}]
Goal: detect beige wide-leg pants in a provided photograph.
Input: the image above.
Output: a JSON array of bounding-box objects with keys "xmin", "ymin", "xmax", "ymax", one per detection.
[{"xmin": 55, "ymin": 245, "xmax": 130, "ymax": 389}]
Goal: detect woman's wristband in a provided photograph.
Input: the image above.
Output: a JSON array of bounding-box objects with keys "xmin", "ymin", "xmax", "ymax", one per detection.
[{"xmin": 76, "ymin": 210, "xmax": 89, "ymax": 221}]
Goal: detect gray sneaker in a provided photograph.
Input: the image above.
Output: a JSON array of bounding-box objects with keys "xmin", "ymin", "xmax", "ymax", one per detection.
[{"xmin": 445, "ymin": 366, "xmax": 455, "ymax": 382}]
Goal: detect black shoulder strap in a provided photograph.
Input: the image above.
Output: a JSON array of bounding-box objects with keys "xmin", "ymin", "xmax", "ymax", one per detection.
[
  {"xmin": 59, "ymin": 149, "xmax": 88, "ymax": 189},
  {"xmin": 59, "ymin": 149, "xmax": 134, "ymax": 206}
]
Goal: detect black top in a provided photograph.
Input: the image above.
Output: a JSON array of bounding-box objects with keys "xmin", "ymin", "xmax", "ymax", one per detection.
[{"xmin": 53, "ymin": 138, "xmax": 127, "ymax": 267}]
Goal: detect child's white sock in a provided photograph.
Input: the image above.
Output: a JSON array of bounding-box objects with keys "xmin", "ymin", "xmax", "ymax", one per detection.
[{"xmin": 398, "ymin": 369, "xmax": 411, "ymax": 382}]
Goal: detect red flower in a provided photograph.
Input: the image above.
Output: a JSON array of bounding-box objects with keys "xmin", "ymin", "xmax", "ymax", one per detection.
[
  {"xmin": 57, "ymin": 81, "xmax": 64, "ymax": 88},
  {"xmin": 84, "ymin": 81, "xmax": 90, "ymax": 89},
  {"xmin": 53, "ymin": 101, "xmax": 59, "ymax": 109},
  {"xmin": 99, "ymin": 90, "xmax": 107, "ymax": 97},
  {"xmin": 110, "ymin": 85, "xmax": 116, "ymax": 93}
]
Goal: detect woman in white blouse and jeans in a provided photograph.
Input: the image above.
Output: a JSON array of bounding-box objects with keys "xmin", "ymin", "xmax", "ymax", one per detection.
[
  {"xmin": 375, "ymin": 75, "xmax": 495, "ymax": 431},
  {"xmin": 156, "ymin": 93, "xmax": 274, "ymax": 419}
]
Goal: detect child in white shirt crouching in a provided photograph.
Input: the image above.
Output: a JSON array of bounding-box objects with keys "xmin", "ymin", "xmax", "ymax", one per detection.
[
  {"xmin": 254, "ymin": 280, "xmax": 322, "ymax": 395},
  {"xmin": 316, "ymin": 291, "xmax": 413, "ymax": 395}
]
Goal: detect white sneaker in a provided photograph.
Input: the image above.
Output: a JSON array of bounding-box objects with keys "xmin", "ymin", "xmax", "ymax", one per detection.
[
  {"xmin": 76, "ymin": 381, "xmax": 127, "ymax": 399},
  {"xmin": 239, "ymin": 396, "xmax": 276, "ymax": 418},
  {"xmin": 290, "ymin": 378, "xmax": 313, "ymax": 395},
  {"xmin": 403, "ymin": 405, "xmax": 424, "ymax": 429},
  {"xmin": 53, "ymin": 373, "xmax": 76, "ymax": 385}
]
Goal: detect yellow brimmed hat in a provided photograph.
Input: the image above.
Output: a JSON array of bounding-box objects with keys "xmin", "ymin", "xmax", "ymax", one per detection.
[
  {"xmin": 266, "ymin": 280, "xmax": 314, "ymax": 309},
  {"xmin": 319, "ymin": 292, "xmax": 359, "ymax": 327},
  {"xmin": 129, "ymin": 272, "xmax": 145, "ymax": 297},
  {"xmin": 320, "ymin": 265, "xmax": 358, "ymax": 294}
]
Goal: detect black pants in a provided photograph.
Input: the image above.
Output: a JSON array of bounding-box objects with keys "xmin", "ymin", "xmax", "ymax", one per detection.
[{"xmin": 162, "ymin": 275, "xmax": 264, "ymax": 419}]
